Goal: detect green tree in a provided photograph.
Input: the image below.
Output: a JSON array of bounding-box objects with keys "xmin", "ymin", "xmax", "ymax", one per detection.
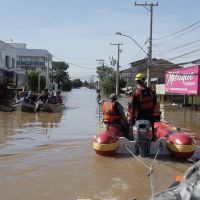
[
  {"xmin": 51, "ymin": 61, "xmax": 71, "ymax": 91},
  {"xmin": 101, "ymin": 76, "xmax": 116, "ymax": 94},
  {"xmin": 96, "ymin": 66, "xmax": 116, "ymax": 94},
  {"xmin": 83, "ymin": 80, "xmax": 89, "ymax": 87},
  {"xmin": 72, "ymin": 79, "xmax": 83, "ymax": 88},
  {"xmin": 61, "ymin": 79, "xmax": 72, "ymax": 91},
  {"xmin": 27, "ymin": 71, "xmax": 46, "ymax": 91}
]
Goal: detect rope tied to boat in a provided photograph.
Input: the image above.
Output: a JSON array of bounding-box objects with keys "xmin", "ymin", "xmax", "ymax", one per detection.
[{"xmin": 125, "ymin": 140, "xmax": 163, "ymax": 198}]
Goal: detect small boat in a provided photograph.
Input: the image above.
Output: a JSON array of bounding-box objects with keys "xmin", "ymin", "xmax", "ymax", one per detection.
[
  {"xmin": 21, "ymin": 102, "xmax": 35, "ymax": 112},
  {"xmin": 10, "ymin": 102, "xmax": 21, "ymax": 111},
  {"xmin": 0, "ymin": 101, "xmax": 21, "ymax": 112},
  {"xmin": 93, "ymin": 120, "xmax": 196, "ymax": 160},
  {"xmin": 42, "ymin": 103, "xmax": 65, "ymax": 112},
  {"xmin": 0, "ymin": 105, "xmax": 14, "ymax": 112}
]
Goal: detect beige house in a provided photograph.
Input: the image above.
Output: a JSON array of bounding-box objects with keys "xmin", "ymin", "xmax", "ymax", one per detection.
[{"xmin": 120, "ymin": 58, "xmax": 181, "ymax": 87}]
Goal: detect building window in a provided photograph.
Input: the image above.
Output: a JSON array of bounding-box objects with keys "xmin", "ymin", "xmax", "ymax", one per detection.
[
  {"xmin": 20, "ymin": 57, "xmax": 45, "ymax": 66},
  {"xmin": 21, "ymin": 57, "xmax": 31, "ymax": 65},
  {"xmin": 16, "ymin": 57, "xmax": 21, "ymax": 66},
  {"xmin": 5, "ymin": 55, "xmax": 10, "ymax": 68},
  {"xmin": 12, "ymin": 58, "xmax": 15, "ymax": 68}
]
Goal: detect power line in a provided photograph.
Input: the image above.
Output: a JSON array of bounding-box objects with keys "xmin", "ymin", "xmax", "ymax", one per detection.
[
  {"xmin": 53, "ymin": 55, "xmax": 96, "ymax": 70},
  {"xmin": 169, "ymin": 24, "xmax": 200, "ymax": 40},
  {"xmin": 163, "ymin": 38, "xmax": 200, "ymax": 53},
  {"xmin": 153, "ymin": 43, "xmax": 167, "ymax": 59},
  {"xmin": 153, "ymin": 19, "xmax": 200, "ymax": 40},
  {"xmin": 68, "ymin": 62, "xmax": 96, "ymax": 70},
  {"xmin": 155, "ymin": 39, "xmax": 200, "ymax": 59},
  {"xmin": 96, "ymin": 59, "xmax": 105, "ymax": 67},
  {"xmin": 153, "ymin": 38, "xmax": 200, "ymax": 61},
  {"xmin": 168, "ymin": 48, "xmax": 200, "ymax": 61},
  {"xmin": 130, "ymin": 40, "xmax": 148, "ymax": 60}
]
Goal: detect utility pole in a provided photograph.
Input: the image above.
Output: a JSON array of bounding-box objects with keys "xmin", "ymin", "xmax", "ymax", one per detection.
[
  {"xmin": 96, "ymin": 59, "xmax": 105, "ymax": 89},
  {"xmin": 110, "ymin": 43, "xmax": 123, "ymax": 96},
  {"xmin": 96, "ymin": 59, "xmax": 105, "ymax": 68},
  {"xmin": 135, "ymin": 1, "xmax": 158, "ymax": 87}
]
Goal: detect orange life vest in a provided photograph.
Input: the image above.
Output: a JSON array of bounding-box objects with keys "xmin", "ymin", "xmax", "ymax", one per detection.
[
  {"xmin": 102, "ymin": 102, "xmax": 121, "ymax": 123},
  {"xmin": 134, "ymin": 87, "xmax": 154, "ymax": 110}
]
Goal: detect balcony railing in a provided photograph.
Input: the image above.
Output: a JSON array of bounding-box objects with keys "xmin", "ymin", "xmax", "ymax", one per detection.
[{"xmin": 16, "ymin": 61, "xmax": 45, "ymax": 66}]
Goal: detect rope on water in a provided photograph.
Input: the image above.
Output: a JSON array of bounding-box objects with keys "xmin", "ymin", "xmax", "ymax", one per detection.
[
  {"xmin": 125, "ymin": 144, "xmax": 152, "ymax": 170},
  {"xmin": 96, "ymin": 102, "xmax": 104, "ymax": 129},
  {"xmin": 125, "ymin": 142, "xmax": 162, "ymax": 198}
]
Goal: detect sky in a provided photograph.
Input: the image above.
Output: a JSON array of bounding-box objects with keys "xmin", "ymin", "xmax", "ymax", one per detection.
[{"xmin": 1, "ymin": 0, "xmax": 200, "ymax": 81}]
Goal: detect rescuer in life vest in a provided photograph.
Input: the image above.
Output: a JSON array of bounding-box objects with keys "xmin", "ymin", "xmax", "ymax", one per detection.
[
  {"xmin": 129, "ymin": 73, "xmax": 158, "ymax": 140},
  {"xmin": 102, "ymin": 93, "xmax": 130, "ymax": 139}
]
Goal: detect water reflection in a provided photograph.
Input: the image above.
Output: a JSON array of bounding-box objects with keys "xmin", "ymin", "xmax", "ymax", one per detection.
[
  {"xmin": 161, "ymin": 104, "xmax": 200, "ymax": 138},
  {"xmin": 0, "ymin": 111, "xmax": 63, "ymax": 144},
  {"xmin": 0, "ymin": 88, "xmax": 98, "ymax": 148},
  {"xmin": 1, "ymin": 90, "xmax": 200, "ymax": 147},
  {"xmin": 1, "ymin": 88, "xmax": 200, "ymax": 200},
  {"xmin": 36, "ymin": 112, "xmax": 63, "ymax": 128}
]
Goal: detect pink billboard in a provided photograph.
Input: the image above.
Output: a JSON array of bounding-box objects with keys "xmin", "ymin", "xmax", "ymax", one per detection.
[{"xmin": 165, "ymin": 65, "xmax": 200, "ymax": 94}]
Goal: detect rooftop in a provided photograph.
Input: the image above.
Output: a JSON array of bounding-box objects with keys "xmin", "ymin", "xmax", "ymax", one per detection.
[{"xmin": 16, "ymin": 48, "xmax": 52, "ymax": 57}]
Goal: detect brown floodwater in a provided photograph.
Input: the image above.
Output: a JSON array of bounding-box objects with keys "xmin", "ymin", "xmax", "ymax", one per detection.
[{"xmin": 0, "ymin": 88, "xmax": 200, "ymax": 200}]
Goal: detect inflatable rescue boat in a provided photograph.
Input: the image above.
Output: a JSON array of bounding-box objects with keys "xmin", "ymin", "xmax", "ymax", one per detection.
[{"xmin": 93, "ymin": 121, "xmax": 196, "ymax": 159}]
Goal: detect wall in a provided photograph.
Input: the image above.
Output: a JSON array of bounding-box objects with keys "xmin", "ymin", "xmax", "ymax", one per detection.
[
  {"xmin": 0, "ymin": 41, "xmax": 16, "ymax": 71},
  {"xmin": 16, "ymin": 72, "xmax": 26, "ymax": 89},
  {"xmin": 188, "ymin": 95, "xmax": 200, "ymax": 104}
]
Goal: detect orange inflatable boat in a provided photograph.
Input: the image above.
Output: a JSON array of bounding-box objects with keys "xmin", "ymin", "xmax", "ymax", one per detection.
[{"xmin": 93, "ymin": 121, "xmax": 196, "ymax": 159}]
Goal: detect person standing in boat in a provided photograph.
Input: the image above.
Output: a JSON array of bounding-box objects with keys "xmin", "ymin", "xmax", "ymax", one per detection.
[
  {"xmin": 56, "ymin": 91, "xmax": 63, "ymax": 104},
  {"xmin": 22, "ymin": 86, "xmax": 28, "ymax": 98},
  {"xmin": 38, "ymin": 88, "xmax": 49, "ymax": 103},
  {"xmin": 102, "ymin": 93, "xmax": 130, "ymax": 139},
  {"xmin": 47, "ymin": 91, "xmax": 57, "ymax": 104},
  {"xmin": 14, "ymin": 91, "xmax": 22, "ymax": 102},
  {"xmin": 26, "ymin": 91, "xmax": 33, "ymax": 103},
  {"xmin": 34, "ymin": 89, "xmax": 49, "ymax": 112},
  {"xmin": 129, "ymin": 73, "xmax": 157, "ymax": 140},
  {"xmin": 14, "ymin": 88, "xmax": 27, "ymax": 103},
  {"xmin": 19, "ymin": 91, "xmax": 27, "ymax": 103}
]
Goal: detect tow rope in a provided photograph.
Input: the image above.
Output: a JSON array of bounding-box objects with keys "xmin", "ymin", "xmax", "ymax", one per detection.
[
  {"xmin": 97, "ymin": 103, "xmax": 104, "ymax": 128},
  {"xmin": 125, "ymin": 141, "xmax": 162, "ymax": 198}
]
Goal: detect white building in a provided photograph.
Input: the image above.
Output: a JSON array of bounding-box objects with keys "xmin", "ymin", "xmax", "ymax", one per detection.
[
  {"xmin": 0, "ymin": 41, "xmax": 53, "ymax": 97},
  {"xmin": 0, "ymin": 40, "xmax": 16, "ymax": 71},
  {"xmin": 0, "ymin": 40, "xmax": 16, "ymax": 90},
  {"xmin": 9, "ymin": 43, "xmax": 52, "ymax": 89},
  {"xmin": 9, "ymin": 43, "xmax": 52, "ymax": 75}
]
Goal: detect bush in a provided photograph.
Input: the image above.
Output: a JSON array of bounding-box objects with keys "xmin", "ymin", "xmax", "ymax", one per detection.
[{"xmin": 62, "ymin": 79, "xmax": 72, "ymax": 91}]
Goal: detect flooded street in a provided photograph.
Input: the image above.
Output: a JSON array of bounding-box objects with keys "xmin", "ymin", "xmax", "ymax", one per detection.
[{"xmin": 0, "ymin": 88, "xmax": 200, "ymax": 200}]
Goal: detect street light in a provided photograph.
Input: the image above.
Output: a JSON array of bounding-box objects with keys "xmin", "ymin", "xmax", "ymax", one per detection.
[
  {"xmin": 115, "ymin": 32, "xmax": 148, "ymax": 55},
  {"xmin": 115, "ymin": 32, "xmax": 151, "ymax": 87}
]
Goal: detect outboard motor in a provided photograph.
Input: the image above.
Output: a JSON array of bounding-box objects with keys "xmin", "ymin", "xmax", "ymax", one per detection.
[{"xmin": 133, "ymin": 120, "xmax": 152, "ymax": 157}]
